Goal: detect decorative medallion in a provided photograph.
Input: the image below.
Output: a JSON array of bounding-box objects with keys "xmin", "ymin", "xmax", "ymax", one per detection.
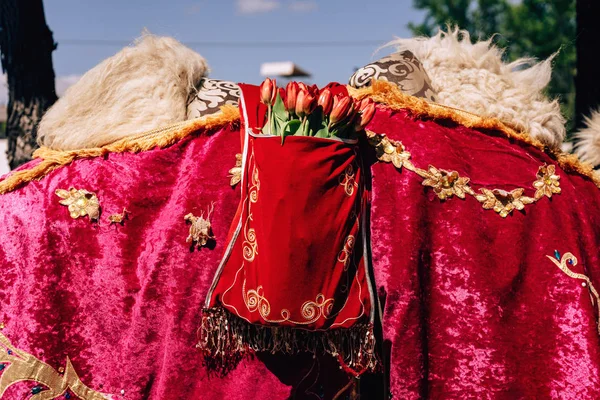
[
  {"xmin": 185, "ymin": 203, "xmax": 215, "ymax": 249},
  {"xmin": 55, "ymin": 188, "xmax": 100, "ymax": 221},
  {"xmin": 420, "ymin": 166, "xmax": 474, "ymax": 200}
]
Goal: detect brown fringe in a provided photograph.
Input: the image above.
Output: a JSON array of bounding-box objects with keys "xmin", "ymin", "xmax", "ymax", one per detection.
[
  {"xmin": 0, "ymin": 105, "xmax": 240, "ymax": 195},
  {"xmin": 198, "ymin": 307, "xmax": 378, "ymax": 377},
  {"xmin": 348, "ymin": 80, "xmax": 600, "ymax": 188}
]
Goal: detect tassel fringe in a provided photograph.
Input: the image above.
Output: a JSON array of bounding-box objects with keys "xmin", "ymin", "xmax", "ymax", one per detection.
[{"xmin": 197, "ymin": 307, "xmax": 378, "ymax": 377}]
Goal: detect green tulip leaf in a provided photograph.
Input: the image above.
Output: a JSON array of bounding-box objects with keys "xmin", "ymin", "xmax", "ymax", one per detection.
[{"xmin": 281, "ymin": 119, "xmax": 301, "ymax": 144}]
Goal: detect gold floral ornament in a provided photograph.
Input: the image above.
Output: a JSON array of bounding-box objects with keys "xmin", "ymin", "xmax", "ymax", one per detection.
[
  {"xmin": 0, "ymin": 332, "xmax": 107, "ymax": 399},
  {"xmin": 475, "ymin": 188, "xmax": 535, "ymax": 217},
  {"xmin": 534, "ymin": 164, "xmax": 561, "ymax": 200},
  {"xmin": 419, "ymin": 166, "xmax": 474, "ymax": 200},
  {"xmin": 55, "ymin": 188, "xmax": 100, "ymax": 221},
  {"xmin": 229, "ymin": 153, "xmax": 242, "ymax": 187},
  {"xmin": 185, "ymin": 203, "xmax": 215, "ymax": 249},
  {"xmin": 366, "ymin": 131, "xmax": 412, "ymax": 169}
]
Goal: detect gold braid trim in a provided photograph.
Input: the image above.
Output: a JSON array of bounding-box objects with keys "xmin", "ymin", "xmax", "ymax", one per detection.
[
  {"xmin": 0, "ymin": 105, "xmax": 240, "ymax": 195},
  {"xmin": 348, "ymin": 80, "xmax": 600, "ymax": 188}
]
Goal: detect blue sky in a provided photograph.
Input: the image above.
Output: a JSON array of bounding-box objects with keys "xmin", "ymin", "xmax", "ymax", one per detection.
[{"xmin": 42, "ymin": 0, "xmax": 424, "ymax": 86}]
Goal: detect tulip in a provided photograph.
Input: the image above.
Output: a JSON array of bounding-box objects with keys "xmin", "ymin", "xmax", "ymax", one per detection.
[
  {"xmin": 355, "ymin": 99, "xmax": 376, "ymax": 131},
  {"xmin": 296, "ymin": 90, "xmax": 316, "ymax": 118},
  {"xmin": 330, "ymin": 95, "xmax": 353, "ymax": 125},
  {"xmin": 259, "ymin": 78, "xmax": 277, "ymax": 105},
  {"xmin": 285, "ymin": 82, "xmax": 299, "ymax": 113},
  {"xmin": 318, "ymin": 89, "xmax": 333, "ymax": 115},
  {"xmin": 297, "ymin": 82, "xmax": 309, "ymax": 93}
]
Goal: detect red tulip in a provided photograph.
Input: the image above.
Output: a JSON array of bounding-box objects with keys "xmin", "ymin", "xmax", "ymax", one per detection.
[
  {"xmin": 260, "ymin": 78, "xmax": 277, "ymax": 105},
  {"xmin": 296, "ymin": 90, "xmax": 316, "ymax": 117},
  {"xmin": 330, "ymin": 94, "xmax": 353, "ymax": 125},
  {"xmin": 298, "ymin": 82, "xmax": 309, "ymax": 92},
  {"xmin": 285, "ymin": 82, "xmax": 299, "ymax": 113},
  {"xmin": 356, "ymin": 99, "xmax": 376, "ymax": 131},
  {"xmin": 318, "ymin": 89, "xmax": 333, "ymax": 115}
]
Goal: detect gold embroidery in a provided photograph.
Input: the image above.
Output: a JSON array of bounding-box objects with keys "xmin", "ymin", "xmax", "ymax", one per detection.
[
  {"xmin": 534, "ymin": 164, "xmax": 561, "ymax": 200},
  {"xmin": 475, "ymin": 188, "xmax": 535, "ymax": 217},
  {"xmin": 108, "ymin": 208, "xmax": 129, "ymax": 225},
  {"xmin": 547, "ymin": 252, "xmax": 600, "ymax": 334},
  {"xmin": 419, "ymin": 165, "xmax": 474, "ymax": 200},
  {"xmin": 229, "ymin": 153, "xmax": 242, "ymax": 187},
  {"xmin": 242, "ymin": 154, "xmax": 259, "ymax": 262},
  {"xmin": 185, "ymin": 203, "xmax": 215, "ymax": 249},
  {"xmin": 0, "ymin": 332, "xmax": 106, "ymax": 399},
  {"xmin": 243, "ymin": 281, "xmax": 335, "ymax": 325},
  {"xmin": 367, "ymin": 130, "xmax": 560, "ymax": 217},
  {"xmin": 367, "ymin": 132, "xmax": 411, "ymax": 169},
  {"xmin": 55, "ymin": 188, "xmax": 100, "ymax": 221},
  {"xmin": 337, "ymin": 235, "xmax": 356, "ymax": 269},
  {"xmin": 339, "ymin": 164, "xmax": 359, "ymax": 196}
]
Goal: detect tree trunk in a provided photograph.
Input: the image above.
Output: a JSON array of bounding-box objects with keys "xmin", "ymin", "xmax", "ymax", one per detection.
[
  {"xmin": 0, "ymin": 0, "xmax": 57, "ymax": 169},
  {"xmin": 575, "ymin": 0, "xmax": 600, "ymax": 129}
]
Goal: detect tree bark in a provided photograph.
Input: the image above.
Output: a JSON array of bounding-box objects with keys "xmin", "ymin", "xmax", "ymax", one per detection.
[
  {"xmin": 575, "ymin": 0, "xmax": 600, "ymax": 129},
  {"xmin": 0, "ymin": 0, "xmax": 57, "ymax": 169}
]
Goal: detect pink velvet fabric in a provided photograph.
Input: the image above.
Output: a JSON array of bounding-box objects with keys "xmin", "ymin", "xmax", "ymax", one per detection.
[{"xmin": 0, "ymin": 102, "xmax": 599, "ymax": 399}]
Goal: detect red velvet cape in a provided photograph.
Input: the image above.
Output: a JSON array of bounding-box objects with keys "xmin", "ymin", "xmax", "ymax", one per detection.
[{"xmin": 0, "ymin": 84, "xmax": 599, "ymax": 399}]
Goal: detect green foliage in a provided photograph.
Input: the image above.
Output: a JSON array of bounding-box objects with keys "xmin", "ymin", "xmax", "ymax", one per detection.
[{"xmin": 410, "ymin": 0, "xmax": 576, "ymax": 133}]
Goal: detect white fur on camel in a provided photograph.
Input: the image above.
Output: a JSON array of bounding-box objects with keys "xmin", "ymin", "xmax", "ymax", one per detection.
[
  {"xmin": 386, "ymin": 28, "xmax": 566, "ymax": 148},
  {"xmin": 37, "ymin": 35, "xmax": 208, "ymax": 150}
]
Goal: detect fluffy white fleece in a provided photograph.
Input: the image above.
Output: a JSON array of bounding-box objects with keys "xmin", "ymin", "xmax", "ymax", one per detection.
[
  {"xmin": 37, "ymin": 34, "xmax": 208, "ymax": 150},
  {"xmin": 386, "ymin": 28, "xmax": 565, "ymax": 148},
  {"xmin": 574, "ymin": 109, "xmax": 600, "ymax": 167}
]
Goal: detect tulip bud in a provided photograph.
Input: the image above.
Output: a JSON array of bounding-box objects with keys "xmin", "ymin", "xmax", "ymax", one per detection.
[
  {"xmin": 260, "ymin": 78, "xmax": 277, "ymax": 105},
  {"xmin": 296, "ymin": 90, "xmax": 316, "ymax": 117},
  {"xmin": 318, "ymin": 89, "xmax": 333, "ymax": 115},
  {"xmin": 356, "ymin": 100, "xmax": 376, "ymax": 131},
  {"xmin": 297, "ymin": 82, "xmax": 308, "ymax": 92},
  {"xmin": 285, "ymin": 82, "xmax": 299, "ymax": 113},
  {"xmin": 330, "ymin": 95, "xmax": 352, "ymax": 125},
  {"xmin": 296, "ymin": 90, "xmax": 306, "ymax": 117}
]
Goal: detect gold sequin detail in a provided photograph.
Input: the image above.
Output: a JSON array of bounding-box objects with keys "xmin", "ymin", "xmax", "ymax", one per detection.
[
  {"xmin": 0, "ymin": 332, "xmax": 106, "ymax": 399},
  {"xmin": 55, "ymin": 188, "xmax": 100, "ymax": 221},
  {"xmin": 366, "ymin": 130, "xmax": 561, "ymax": 217},
  {"xmin": 547, "ymin": 252, "xmax": 600, "ymax": 334}
]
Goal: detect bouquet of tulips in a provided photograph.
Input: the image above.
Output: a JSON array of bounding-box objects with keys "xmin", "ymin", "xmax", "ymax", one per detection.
[{"xmin": 259, "ymin": 78, "xmax": 376, "ymax": 142}]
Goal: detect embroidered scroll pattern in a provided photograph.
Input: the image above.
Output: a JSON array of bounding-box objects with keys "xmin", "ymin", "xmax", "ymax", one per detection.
[
  {"xmin": 242, "ymin": 280, "xmax": 335, "ymax": 325},
  {"xmin": 0, "ymin": 332, "xmax": 107, "ymax": 399},
  {"xmin": 242, "ymin": 153, "xmax": 259, "ymax": 262},
  {"xmin": 547, "ymin": 251, "xmax": 600, "ymax": 334},
  {"xmin": 367, "ymin": 130, "xmax": 561, "ymax": 217},
  {"xmin": 337, "ymin": 235, "xmax": 356, "ymax": 270},
  {"xmin": 339, "ymin": 164, "xmax": 359, "ymax": 197}
]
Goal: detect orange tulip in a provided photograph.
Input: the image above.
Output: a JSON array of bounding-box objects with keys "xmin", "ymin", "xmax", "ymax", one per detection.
[
  {"xmin": 330, "ymin": 94, "xmax": 353, "ymax": 125},
  {"xmin": 285, "ymin": 82, "xmax": 299, "ymax": 113},
  {"xmin": 356, "ymin": 99, "xmax": 376, "ymax": 130},
  {"xmin": 296, "ymin": 90, "xmax": 316, "ymax": 117},
  {"xmin": 259, "ymin": 78, "xmax": 277, "ymax": 105},
  {"xmin": 318, "ymin": 89, "xmax": 333, "ymax": 115}
]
